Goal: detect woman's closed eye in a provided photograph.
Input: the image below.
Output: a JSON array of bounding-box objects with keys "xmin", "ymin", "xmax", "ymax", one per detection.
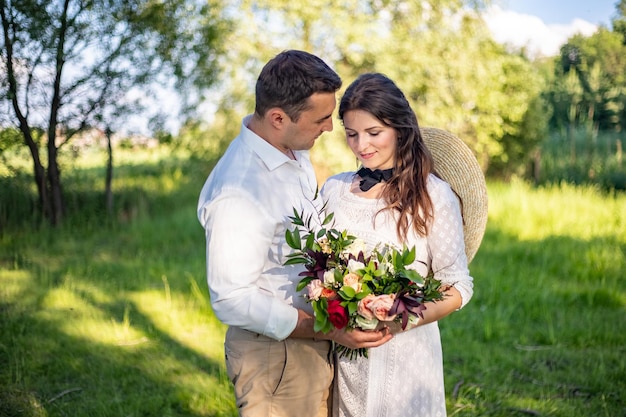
[{"xmin": 346, "ymin": 131, "xmax": 380, "ymax": 138}]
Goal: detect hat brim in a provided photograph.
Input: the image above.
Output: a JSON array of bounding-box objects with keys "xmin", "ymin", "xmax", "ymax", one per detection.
[{"xmin": 421, "ymin": 127, "xmax": 488, "ymax": 263}]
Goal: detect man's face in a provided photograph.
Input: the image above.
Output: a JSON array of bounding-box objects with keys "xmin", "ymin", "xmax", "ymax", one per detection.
[{"xmin": 282, "ymin": 92, "xmax": 337, "ymax": 151}]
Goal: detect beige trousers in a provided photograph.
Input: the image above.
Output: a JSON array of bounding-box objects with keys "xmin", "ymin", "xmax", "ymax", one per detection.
[{"xmin": 224, "ymin": 326, "xmax": 334, "ymax": 417}]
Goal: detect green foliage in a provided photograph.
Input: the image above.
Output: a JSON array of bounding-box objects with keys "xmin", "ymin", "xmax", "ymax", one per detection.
[
  {"xmin": 285, "ymin": 205, "xmax": 444, "ymax": 351},
  {"xmin": 0, "ymin": 150, "xmax": 234, "ymax": 416},
  {"xmin": 548, "ymin": 28, "xmax": 626, "ymax": 133},
  {"xmin": 0, "ymin": 127, "xmax": 25, "ymax": 153},
  {"xmin": 614, "ymin": 0, "xmax": 626, "ymax": 42}
]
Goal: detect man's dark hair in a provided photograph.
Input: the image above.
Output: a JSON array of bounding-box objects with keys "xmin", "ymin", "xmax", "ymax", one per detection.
[{"xmin": 255, "ymin": 50, "xmax": 342, "ymax": 122}]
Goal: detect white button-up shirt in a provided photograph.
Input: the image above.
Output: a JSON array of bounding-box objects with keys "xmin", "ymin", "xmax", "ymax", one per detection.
[{"xmin": 197, "ymin": 116, "xmax": 321, "ymax": 340}]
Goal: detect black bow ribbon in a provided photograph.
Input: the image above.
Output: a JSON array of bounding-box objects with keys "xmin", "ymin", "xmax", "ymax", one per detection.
[{"xmin": 356, "ymin": 167, "xmax": 394, "ymax": 191}]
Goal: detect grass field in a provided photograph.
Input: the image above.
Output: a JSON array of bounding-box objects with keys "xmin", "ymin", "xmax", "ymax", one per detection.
[{"xmin": 0, "ymin": 150, "xmax": 624, "ymax": 417}]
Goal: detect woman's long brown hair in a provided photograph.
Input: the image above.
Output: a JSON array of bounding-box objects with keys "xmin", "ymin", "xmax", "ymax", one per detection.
[{"xmin": 339, "ymin": 73, "xmax": 435, "ymax": 241}]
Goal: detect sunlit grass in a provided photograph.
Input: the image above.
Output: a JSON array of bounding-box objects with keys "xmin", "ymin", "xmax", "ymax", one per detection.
[
  {"xmin": 1, "ymin": 148, "xmax": 624, "ymax": 416},
  {"xmin": 488, "ymin": 179, "xmax": 626, "ymax": 240}
]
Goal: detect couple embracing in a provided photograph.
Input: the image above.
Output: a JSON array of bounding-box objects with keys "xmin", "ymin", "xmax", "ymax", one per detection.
[{"xmin": 197, "ymin": 50, "xmax": 487, "ymax": 417}]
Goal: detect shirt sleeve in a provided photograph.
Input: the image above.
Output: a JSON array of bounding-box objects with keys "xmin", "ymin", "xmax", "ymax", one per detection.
[
  {"xmin": 428, "ymin": 182, "xmax": 474, "ymax": 309},
  {"xmin": 198, "ymin": 191, "xmax": 299, "ymax": 340}
]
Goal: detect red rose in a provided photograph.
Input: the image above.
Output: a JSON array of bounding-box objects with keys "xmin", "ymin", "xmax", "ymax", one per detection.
[{"xmin": 327, "ymin": 299, "xmax": 349, "ymax": 329}]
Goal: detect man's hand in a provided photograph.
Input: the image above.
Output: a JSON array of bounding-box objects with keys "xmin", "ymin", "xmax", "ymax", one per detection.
[
  {"xmin": 327, "ymin": 326, "xmax": 393, "ymax": 349},
  {"xmin": 290, "ymin": 309, "xmax": 393, "ymax": 349}
]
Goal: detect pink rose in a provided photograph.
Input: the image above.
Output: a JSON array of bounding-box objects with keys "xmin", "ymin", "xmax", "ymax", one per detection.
[
  {"xmin": 368, "ymin": 294, "xmax": 397, "ymax": 321},
  {"xmin": 307, "ymin": 279, "xmax": 324, "ymax": 300},
  {"xmin": 357, "ymin": 294, "xmax": 377, "ymax": 320}
]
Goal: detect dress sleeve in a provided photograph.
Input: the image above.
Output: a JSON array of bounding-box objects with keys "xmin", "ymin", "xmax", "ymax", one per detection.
[{"xmin": 427, "ymin": 180, "xmax": 474, "ymax": 308}]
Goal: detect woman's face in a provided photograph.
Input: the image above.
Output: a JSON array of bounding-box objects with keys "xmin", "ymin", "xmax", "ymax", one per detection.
[{"xmin": 342, "ymin": 109, "xmax": 397, "ymax": 170}]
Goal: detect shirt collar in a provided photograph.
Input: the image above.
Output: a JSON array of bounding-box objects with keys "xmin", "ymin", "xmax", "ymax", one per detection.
[{"xmin": 241, "ymin": 115, "xmax": 300, "ymax": 171}]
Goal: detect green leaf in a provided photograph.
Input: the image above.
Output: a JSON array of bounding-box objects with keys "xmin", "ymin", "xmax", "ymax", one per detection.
[
  {"xmin": 283, "ymin": 257, "xmax": 307, "ymax": 266},
  {"xmin": 328, "ymin": 228, "xmax": 340, "ymax": 240},
  {"xmin": 347, "ymin": 301, "xmax": 358, "ymax": 315},
  {"xmin": 404, "ymin": 269, "xmax": 424, "ymax": 283},
  {"xmin": 403, "ymin": 246, "xmax": 416, "ymax": 265},
  {"xmin": 322, "ymin": 212, "xmax": 334, "ymax": 225},
  {"xmin": 324, "ymin": 321, "xmax": 334, "ymax": 333},
  {"xmin": 334, "ymin": 268, "xmax": 343, "ymax": 282},
  {"xmin": 305, "ymin": 233, "xmax": 315, "ymax": 249},
  {"xmin": 339, "ymin": 286, "xmax": 356, "ymax": 299},
  {"xmin": 290, "ymin": 208, "xmax": 305, "ymax": 226},
  {"xmin": 296, "ymin": 277, "xmax": 314, "ymax": 292},
  {"xmin": 314, "ymin": 316, "xmax": 329, "ymax": 333},
  {"xmin": 286, "ymin": 228, "xmax": 302, "ymax": 250},
  {"xmin": 355, "ymin": 287, "xmax": 371, "ymax": 299}
]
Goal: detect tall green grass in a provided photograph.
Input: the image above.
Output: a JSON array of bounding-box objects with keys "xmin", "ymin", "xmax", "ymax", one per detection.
[
  {"xmin": 1, "ymin": 149, "xmax": 624, "ymax": 416},
  {"xmin": 538, "ymin": 128, "xmax": 625, "ymax": 190}
]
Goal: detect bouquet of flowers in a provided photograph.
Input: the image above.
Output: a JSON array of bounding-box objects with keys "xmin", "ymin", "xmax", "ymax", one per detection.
[{"xmin": 284, "ymin": 207, "xmax": 445, "ymax": 359}]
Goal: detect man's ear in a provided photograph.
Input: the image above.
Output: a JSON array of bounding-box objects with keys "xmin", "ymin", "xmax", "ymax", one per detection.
[{"xmin": 267, "ymin": 108, "xmax": 287, "ymax": 129}]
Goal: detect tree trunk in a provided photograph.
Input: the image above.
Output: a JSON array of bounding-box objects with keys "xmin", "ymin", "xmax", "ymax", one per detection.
[
  {"xmin": 105, "ymin": 127, "xmax": 114, "ymax": 215},
  {"xmin": 568, "ymin": 123, "xmax": 576, "ymax": 164},
  {"xmin": 25, "ymin": 127, "xmax": 51, "ymax": 221},
  {"xmin": 1, "ymin": 4, "xmax": 51, "ymax": 221},
  {"xmin": 44, "ymin": 0, "xmax": 71, "ymax": 226},
  {"xmin": 46, "ymin": 130, "xmax": 64, "ymax": 225},
  {"xmin": 533, "ymin": 149, "xmax": 541, "ymax": 185}
]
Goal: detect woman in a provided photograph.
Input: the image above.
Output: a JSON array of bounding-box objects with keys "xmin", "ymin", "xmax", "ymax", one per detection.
[{"xmin": 321, "ymin": 73, "xmax": 474, "ymax": 417}]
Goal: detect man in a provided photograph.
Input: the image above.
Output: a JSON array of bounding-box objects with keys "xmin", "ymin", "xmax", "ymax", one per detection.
[{"xmin": 197, "ymin": 50, "xmax": 392, "ymax": 417}]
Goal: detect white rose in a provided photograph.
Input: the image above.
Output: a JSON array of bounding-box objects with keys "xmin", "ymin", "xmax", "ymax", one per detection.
[
  {"xmin": 347, "ymin": 259, "xmax": 365, "ymax": 273},
  {"xmin": 355, "ymin": 314, "xmax": 379, "ymax": 330},
  {"xmin": 323, "ymin": 268, "xmax": 336, "ymax": 284},
  {"xmin": 343, "ymin": 238, "xmax": 366, "ymax": 258}
]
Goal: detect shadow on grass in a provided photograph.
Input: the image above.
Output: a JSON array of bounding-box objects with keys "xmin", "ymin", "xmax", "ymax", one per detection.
[
  {"xmin": 0, "ymin": 255, "xmax": 234, "ymax": 417},
  {"xmin": 0, "ymin": 156, "xmax": 235, "ymax": 416},
  {"xmin": 441, "ymin": 225, "xmax": 625, "ymax": 417}
]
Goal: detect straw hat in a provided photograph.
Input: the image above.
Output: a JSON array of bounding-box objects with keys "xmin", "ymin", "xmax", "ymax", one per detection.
[{"xmin": 420, "ymin": 127, "xmax": 488, "ymax": 263}]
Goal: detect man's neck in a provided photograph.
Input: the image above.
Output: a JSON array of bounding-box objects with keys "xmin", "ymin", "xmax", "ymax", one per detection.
[{"xmin": 247, "ymin": 114, "xmax": 295, "ymax": 160}]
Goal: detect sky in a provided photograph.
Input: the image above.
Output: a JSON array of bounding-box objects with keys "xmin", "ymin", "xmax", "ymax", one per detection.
[{"xmin": 483, "ymin": 0, "xmax": 620, "ymax": 57}]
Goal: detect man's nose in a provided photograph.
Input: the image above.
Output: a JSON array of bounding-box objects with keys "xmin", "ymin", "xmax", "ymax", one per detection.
[{"xmin": 322, "ymin": 118, "xmax": 333, "ymax": 132}]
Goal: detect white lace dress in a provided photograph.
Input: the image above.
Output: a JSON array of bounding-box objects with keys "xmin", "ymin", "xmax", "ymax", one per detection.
[{"xmin": 320, "ymin": 172, "xmax": 474, "ymax": 417}]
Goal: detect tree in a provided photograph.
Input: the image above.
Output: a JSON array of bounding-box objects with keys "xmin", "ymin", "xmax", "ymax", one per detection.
[
  {"xmin": 613, "ymin": 0, "xmax": 626, "ymax": 43},
  {"xmin": 0, "ymin": 0, "xmax": 228, "ymax": 225},
  {"xmin": 200, "ymin": 0, "xmax": 548, "ymax": 179},
  {"xmin": 550, "ymin": 29, "xmax": 626, "ymax": 133}
]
